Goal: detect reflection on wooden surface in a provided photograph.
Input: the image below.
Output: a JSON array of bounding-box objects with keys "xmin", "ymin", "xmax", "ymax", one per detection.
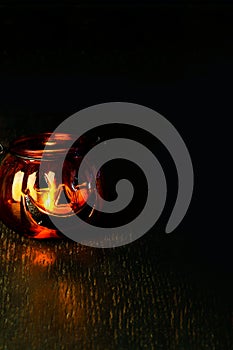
[{"xmin": 0, "ymin": 221, "xmax": 232, "ymax": 349}]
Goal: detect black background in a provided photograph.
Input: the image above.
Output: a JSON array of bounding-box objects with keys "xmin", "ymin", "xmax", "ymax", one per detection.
[{"xmin": 0, "ymin": 0, "xmax": 232, "ymax": 331}]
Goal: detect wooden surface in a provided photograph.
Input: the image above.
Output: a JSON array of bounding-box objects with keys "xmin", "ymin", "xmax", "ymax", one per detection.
[{"xmin": 0, "ymin": 221, "xmax": 232, "ymax": 349}]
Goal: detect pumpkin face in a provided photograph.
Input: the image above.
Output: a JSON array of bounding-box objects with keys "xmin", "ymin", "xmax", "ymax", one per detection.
[{"xmin": 0, "ymin": 133, "xmax": 101, "ymax": 239}]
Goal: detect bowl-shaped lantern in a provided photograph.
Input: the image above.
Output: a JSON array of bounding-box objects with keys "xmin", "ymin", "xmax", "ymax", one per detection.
[{"xmin": 0, "ymin": 133, "xmax": 101, "ymax": 239}]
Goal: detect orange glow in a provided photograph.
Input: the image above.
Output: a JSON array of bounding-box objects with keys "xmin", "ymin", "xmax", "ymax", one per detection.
[
  {"xmin": 77, "ymin": 187, "xmax": 88, "ymax": 207},
  {"xmin": 12, "ymin": 171, "xmax": 24, "ymax": 202},
  {"xmin": 12, "ymin": 170, "xmax": 89, "ymax": 217},
  {"xmin": 33, "ymin": 251, "xmax": 56, "ymax": 266},
  {"xmin": 27, "ymin": 171, "xmax": 38, "ymax": 201},
  {"xmin": 10, "ymin": 168, "xmax": 90, "ymax": 239},
  {"xmin": 65, "ymin": 182, "xmax": 89, "ymax": 208},
  {"xmin": 23, "ymin": 247, "xmax": 56, "ymax": 266},
  {"xmin": 29, "ymin": 227, "xmax": 60, "ymax": 239},
  {"xmin": 35, "ymin": 171, "xmax": 89, "ymax": 216},
  {"xmin": 34, "ymin": 171, "xmax": 73, "ymax": 216},
  {"xmin": 43, "ymin": 171, "xmax": 57, "ymax": 212}
]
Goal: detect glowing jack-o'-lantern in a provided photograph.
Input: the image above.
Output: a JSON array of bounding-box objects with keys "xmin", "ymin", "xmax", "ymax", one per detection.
[{"xmin": 0, "ymin": 133, "xmax": 102, "ymax": 239}]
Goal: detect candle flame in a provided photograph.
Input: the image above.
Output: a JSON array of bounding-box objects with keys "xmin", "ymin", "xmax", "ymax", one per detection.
[
  {"xmin": 43, "ymin": 171, "xmax": 56, "ymax": 212},
  {"xmin": 37, "ymin": 171, "xmax": 89, "ymax": 216}
]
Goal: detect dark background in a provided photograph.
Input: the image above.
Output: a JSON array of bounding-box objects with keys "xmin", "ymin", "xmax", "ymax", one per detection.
[{"xmin": 0, "ymin": 1, "xmax": 232, "ymax": 349}]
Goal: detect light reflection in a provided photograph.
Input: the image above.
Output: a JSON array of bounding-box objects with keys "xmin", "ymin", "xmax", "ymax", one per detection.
[{"xmin": 22, "ymin": 246, "xmax": 56, "ymax": 267}]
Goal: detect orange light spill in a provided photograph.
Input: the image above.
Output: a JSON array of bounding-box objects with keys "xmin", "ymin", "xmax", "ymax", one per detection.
[
  {"xmin": 33, "ymin": 251, "xmax": 56, "ymax": 266},
  {"xmin": 22, "ymin": 247, "xmax": 56, "ymax": 266},
  {"xmin": 30, "ymin": 227, "xmax": 60, "ymax": 239}
]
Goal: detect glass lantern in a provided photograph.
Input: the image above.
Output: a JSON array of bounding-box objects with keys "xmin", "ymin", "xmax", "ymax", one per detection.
[{"xmin": 0, "ymin": 133, "xmax": 102, "ymax": 239}]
